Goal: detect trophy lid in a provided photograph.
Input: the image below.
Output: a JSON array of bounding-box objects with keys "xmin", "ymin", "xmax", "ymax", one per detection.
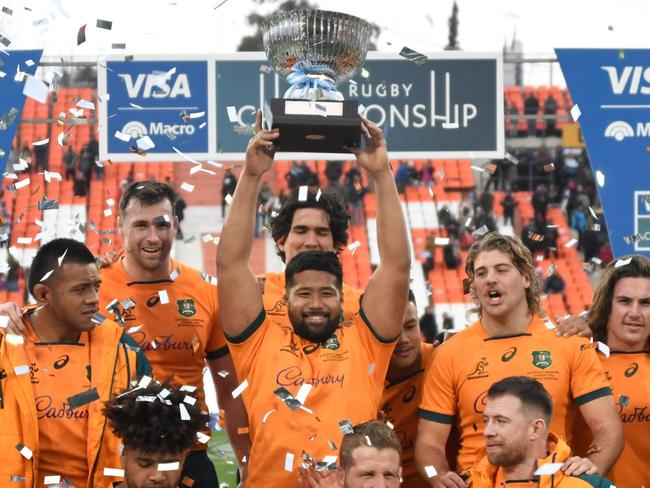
[{"xmin": 261, "ymin": 9, "xmax": 372, "ymax": 85}]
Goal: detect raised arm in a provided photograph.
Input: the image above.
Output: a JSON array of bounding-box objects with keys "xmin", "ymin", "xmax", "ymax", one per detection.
[
  {"xmin": 348, "ymin": 116, "xmax": 411, "ymax": 340},
  {"xmin": 216, "ymin": 111, "xmax": 279, "ymax": 337}
]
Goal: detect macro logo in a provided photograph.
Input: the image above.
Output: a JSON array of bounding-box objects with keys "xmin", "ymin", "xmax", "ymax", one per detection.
[
  {"xmin": 634, "ymin": 192, "xmax": 650, "ymax": 251},
  {"xmin": 122, "ymin": 120, "xmax": 148, "ymax": 139},
  {"xmin": 604, "ymin": 120, "xmax": 634, "ymax": 141}
]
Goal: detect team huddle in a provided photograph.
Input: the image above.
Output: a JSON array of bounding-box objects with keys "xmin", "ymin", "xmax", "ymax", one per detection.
[{"xmin": 0, "ymin": 113, "xmax": 648, "ymax": 488}]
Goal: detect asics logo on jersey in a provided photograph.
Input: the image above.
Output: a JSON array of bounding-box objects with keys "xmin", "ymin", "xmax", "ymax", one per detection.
[
  {"xmin": 501, "ymin": 347, "xmax": 517, "ymax": 362},
  {"xmin": 625, "ymin": 362, "xmax": 639, "ymax": 377},
  {"xmin": 467, "ymin": 357, "xmax": 489, "ymax": 380},
  {"xmin": 53, "ymin": 355, "xmax": 70, "ymax": 369}
]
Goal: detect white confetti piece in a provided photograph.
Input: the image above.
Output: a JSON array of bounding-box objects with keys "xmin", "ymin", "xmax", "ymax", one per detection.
[
  {"xmin": 534, "ymin": 463, "xmax": 563, "ymax": 475},
  {"xmin": 471, "ymin": 165, "xmax": 485, "ymax": 173},
  {"xmin": 104, "ymin": 208, "xmax": 112, "ymax": 217},
  {"xmin": 183, "ymin": 395, "xmax": 197, "ymax": 405},
  {"xmin": 588, "ymin": 207, "xmax": 598, "ymax": 220},
  {"xmin": 14, "ymin": 365, "xmax": 30, "ymax": 375},
  {"xmin": 424, "ymin": 465, "xmax": 437, "ymax": 478},
  {"xmin": 196, "ymin": 432, "xmax": 210, "ymax": 444},
  {"xmin": 225, "ymin": 194, "xmax": 233, "ymax": 205},
  {"xmin": 17, "ymin": 444, "xmax": 32, "ymax": 459},
  {"xmin": 188, "ymin": 111, "xmax": 205, "ymax": 119},
  {"xmin": 17, "ymin": 237, "xmax": 32, "ymax": 244},
  {"xmin": 103, "ymin": 468, "xmax": 124, "ymax": 477},
  {"xmin": 180, "ymin": 385, "xmax": 197, "ymax": 392},
  {"xmin": 434, "ymin": 237, "xmax": 450, "ymax": 246},
  {"xmin": 217, "ymin": 370, "xmax": 230, "ymax": 378},
  {"xmin": 295, "ymin": 384, "xmax": 312, "ymax": 405},
  {"xmin": 169, "ymin": 268, "xmax": 180, "ymax": 281},
  {"xmin": 298, "ymin": 185, "xmax": 308, "ymax": 201},
  {"xmin": 358, "ymin": 103, "xmax": 365, "ymax": 114},
  {"xmin": 284, "ymin": 452, "xmax": 295, "ymax": 472},
  {"xmin": 348, "ymin": 241, "xmax": 361, "ymax": 253},
  {"xmin": 322, "ymin": 455, "xmax": 337, "ymax": 465},
  {"xmin": 231, "ymin": 379, "xmax": 249, "ymax": 399},
  {"xmin": 570, "ymin": 104, "xmax": 581, "ymax": 122},
  {"xmin": 158, "ymin": 462, "xmax": 180, "ymax": 472},
  {"xmin": 15, "ymin": 178, "xmax": 30, "ymax": 189},
  {"xmin": 263, "ymin": 100, "xmax": 273, "ymax": 130},
  {"xmin": 114, "ymin": 130, "xmax": 131, "ymax": 142},
  {"xmin": 179, "ymin": 403, "xmax": 191, "ymax": 420},
  {"xmin": 361, "ymin": 68, "xmax": 369, "ymax": 78},
  {"xmin": 199, "ymin": 122, "xmax": 207, "ymax": 129},
  {"xmin": 138, "ymin": 375, "xmax": 152, "ymax": 388},
  {"xmin": 32, "ymin": 138, "xmax": 49, "ymax": 146},
  {"xmin": 202, "ymin": 234, "xmax": 214, "ymax": 242},
  {"xmin": 615, "ymin": 257, "xmax": 632, "ymax": 268},
  {"xmin": 472, "ymin": 225, "xmax": 489, "ymax": 238},
  {"xmin": 315, "ymin": 188, "xmax": 322, "ymax": 201},
  {"xmin": 262, "ymin": 409, "xmax": 275, "ymax": 424},
  {"xmin": 597, "ymin": 341, "xmax": 610, "ymax": 358},
  {"xmin": 44, "ymin": 476, "xmax": 61, "ymax": 485},
  {"xmin": 136, "ymin": 135, "xmax": 155, "ymax": 151},
  {"xmin": 40, "ymin": 270, "xmax": 54, "ymax": 282},
  {"xmin": 227, "ymin": 106, "xmax": 238, "ymax": 123},
  {"xmin": 0, "ymin": 316, "xmax": 9, "ymax": 329},
  {"xmin": 127, "ymin": 325, "xmax": 142, "ymax": 334},
  {"xmin": 158, "ymin": 290, "xmax": 169, "ymax": 304},
  {"xmin": 367, "ymin": 363, "xmax": 376, "ymax": 375},
  {"xmin": 22, "ymin": 75, "xmax": 48, "ymax": 104},
  {"xmin": 180, "ymin": 182, "xmax": 194, "ymax": 193},
  {"xmin": 76, "ymin": 99, "xmax": 95, "ymax": 110},
  {"xmin": 595, "ymin": 170, "xmax": 605, "ymax": 188},
  {"xmin": 43, "ymin": 170, "xmax": 62, "ymax": 182},
  {"xmin": 106, "ymin": 198, "xmax": 115, "ymax": 207},
  {"xmin": 565, "ymin": 238, "xmax": 578, "ymax": 248}
]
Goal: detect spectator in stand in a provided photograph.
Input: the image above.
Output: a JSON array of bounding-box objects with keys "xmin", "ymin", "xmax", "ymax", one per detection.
[
  {"xmin": 419, "ymin": 160, "xmax": 435, "ymax": 186},
  {"xmin": 442, "ymin": 311, "xmax": 454, "ymax": 330},
  {"xmin": 597, "ymin": 242, "xmax": 613, "ymax": 266},
  {"xmin": 442, "ymin": 236, "xmax": 461, "ymax": 270},
  {"xmin": 544, "ymin": 271, "xmax": 566, "ymax": 294},
  {"xmin": 19, "ymin": 145, "xmax": 32, "ymax": 170},
  {"xmin": 174, "ymin": 193, "xmax": 187, "ymax": 240},
  {"xmin": 324, "ymin": 160, "xmax": 344, "ymax": 197},
  {"xmin": 581, "ymin": 220, "xmax": 602, "ymax": 262},
  {"xmin": 221, "ymin": 167, "xmax": 238, "ymax": 219},
  {"xmin": 478, "ymin": 190, "xmax": 495, "ymax": 215},
  {"xmin": 420, "ymin": 303, "xmax": 438, "ymax": 344},
  {"xmin": 532, "ymin": 183, "xmax": 549, "ymax": 220},
  {"xmin": 73, "ymin": 168, "xmax": 88, "ymax": 197},
  {"xmin": 255, "ymin": 181, "xmax": 274, "ymax": 238},
  {"xmin": 6, "ymin": 252, "xmax": 21, "ymax": 292},
  {"xmin": 62, "ymin": 145, "xmax": 77, "ymax": 181},
  {"xmin": 507, "ymin": 100, "xmax": 519, "ymax": 137},
  {"xmin": 544, "ymin": 220, "xmax": 560, "ymax": 259},
  {"xmin": 394, "ymin": 160, "xmax": 410, "ymax": 194},
  {"xmin": 345, "ymin": 173, "xmax": 366, "ymax": 226},
  {"xmin": 33, "ymin": 141, "xmax": 48, "ymax": 172},
  {"xmin": 78, "ymin": 144, "xmax": 93, "ymax": 190},
  {"xmin": 571, "ymin": 204, "xmax": 588, "ymax": 249},
  {"xmin": 544, "ymin": 94, "xmax": 559, "ymax": 136},
  {"xmin": 407, "ymin": 160, "xmax": 420, "ymax": 185},
  {"xmin": 421, "ymin": 233, "xmax": 436, "ymax": 276},
  {"xmin": 524, "ymin": 90, "xmax": 540, "ymax": 136},
  {"xmin": 484, "ymin": 211, "xmax": 498, "ymax": 233},
  {"xmin": 501, "ymin": 191, "xmax": 518, "ymax": 227},
  {"xmin": 439, "ymin": 206, "xmax": 461, "ymax": 240}
]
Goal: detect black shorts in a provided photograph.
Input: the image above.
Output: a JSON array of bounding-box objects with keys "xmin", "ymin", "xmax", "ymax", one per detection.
[{"xmin": 180, "ymin": 450, "xmax": 219, "ymax": 488}]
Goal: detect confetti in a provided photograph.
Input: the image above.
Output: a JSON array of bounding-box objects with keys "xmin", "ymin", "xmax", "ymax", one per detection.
[
  {"xmin": 183, "ymin": 395, "xmax": 197, "ymax": 405},
  {"xmin": 424, "ymin": 465, "xmax": 437, "ymax": 478},
  {"xmin": 570, "ymin": 104, "xmax": 581, "ymax": 122},
  {"xmin": 2, "ymin": 6, "xmax": 12, "ymax": 15},
  {"xmin": 23, "ymin": 75, "xmax": 48, "ymax": 104},
  {"xmin": 0, "ymin": 33, "xmax": 10, "ymax": 47},
  {"xmin": 15, "ymin": 443, "xmax": 32, "ymax": 459},
  {"xmin": 104, "ymin": 468, "xmax": 124, "ymax": 477},
  {"xmin": 32, "ymin": 138, "xmax": 49, "ymax": 146},
  {"xmin": 138, "ymin": 375, "xmax": 152, "ymax": 388},
  {"xmin": 96, "ymin": 19, "xmax": 113, "ymax": 30},
  {"xmin": 157, "ymin": 462, "xmax": 180, "ymax": 472},
  {"xmin": 367, "ymin": 363, "xmax": 376, "ymax": 375},
  {"xmin": 399, "ymin": 46, "xmax": 427, "ymax": 65},
  {"xmin": 263, "ymin": 100, "xmax": 273, "ymax": 130},
  {"xmin": 90, "ymin": 313, "xmax": 105, "ymax": 324},
  {"xmin": 0, "ymin": 316, "xmax": 9, "ymax": 329},
  {"xmin": 136, "ymin": 135, "xmax": 155, "ymax": 151},
  {"xmin": 434, "ymin": 237, "xmax": 450, "ymax": 246},
  {"xmin": 358, "ymin": 103, "xmax": 365, "ymax": 114},
  {"xmin": 347, "ymin": 241, "xmax": 361, "ymax": 253},
  {"xmin": 361, "ymin": 68, "xmax": 370, "ymax": 78},
  {"xmin": 179, "ymin": 403, "xmax": 191, "ymax": 420},
  {"xmin": 68, "ymin": 388, "xmax": 100, "ymax": 409},
  {"xmin": 14, "ymin": 365, "xmax": 30, "ymax": 375},
  {"xmin": 298, "ymin": 186, "xmax": 308, "ymax": 201},
  {"xmin": 339, "ymin": 419, "xmax": 354, "ymax": 435},
  {"xmin": 197, "ymin": 432, "xmax": 210, "ymax": 444},
  {"xmin": 315, "ymin": 188, "xmax": 322, "ymax": 201},
  {"xmin": 158, "ymin": 290, "xmax": 169, "ymax": 304},
  {"xmin": 284, "ymin": 452, "xmax": 295, "ymax": 472},
  {"xmin": 504, "ymin": 152, "xmax": 519, "ymax": 164},
  {"xmin": 40, "ymin": 270, "xmax": 54, "ymax": 282},
  {"xmin": 619, "ymin": 395, "xmax": 629, "ymax": 408},
  {"xmin": 295, "ymin": 384, "xmax": 312, "ymax": 405},
  {"xmin": 129, "ymin": 103, "xmax": 143, "ymax": 109},
  {"xmin": 17, "ymin": 237, "xmax": 32, "ymax": 244},
  {"xmin": 169, "ymin": 268, "xmax": 180, "ymax": 281},
  {"xmin": 595, "ymin": 170, "xmax": 605, "ymax": 187},
  {"xmin": 114, "ymin": 130, "xmax": 131, "ymax": 142},
  {"xmin": 225, "ymin": 194, "xmax": 233, "ymax": 205},
  {"xmin": 565, "ymin": 238, "xmax": 578, "ymax": 248},
  {"xmin": 588, "ymin": 207, "xmax": 598, "ymax": 220},
  {"xmin": 181, "ymin": 182, "xmax": 195, "ymax": 193},
  {"xmin": 76, "ymin": 99, "xmax": 95, "ymax": 110},
  {"xmin": 227, "ymin": 106, "xmax": 238, "ymax": 123},
  {"xmin": 231, "ymin": 379, "xmax": 248, "ymax": 398},
  {"xmin": 127, "ymin": 325, "xmax": 142, "ymax": 334},
  {"xmin": 5, "ymin": 333, "xmax": 24, "ymax": 345},
  {"xmin": 471, "ymin": 165, "xmax": 485, "ymax": 173},
  {"xmin": 615, "ymin": 257, "xmax": 632, "ymax": 268},
  {"xmin": 534, "ymin": 463, "xmax": 563, "ymax": 475},
  {"xmin": 543, "ymin": 163, "xmax": 555, "ymax": 172},
  {"xmin": 217, "ymin": 370, "xmax": 230, "ymax": 378},
  {"xmin": 262, "ymin": 409, "xmax": 276, "ymax": 424},
  {"xmin": 472, "ymin": 225, "xmax": 489, "ymax": 238},
  {"xmin": 43, "ymin": 476, "xmax": 61, "ymax": 485}
]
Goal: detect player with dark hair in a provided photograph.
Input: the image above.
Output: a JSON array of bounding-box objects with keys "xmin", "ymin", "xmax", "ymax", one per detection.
[
  {"xmin": 468, "ymin": 376, "xmax": 614, "ymax": 487},
  {"xmin": 416, "ymin": 233, "xmax": 622, "ymax": 487},
  {"xmin": 217, "ymin": 112, "xmax": 410, "ymax": 485},
  {"xmin": 103, "ymin": 381, "xmax": 210, "ymax": 488},
  {"xmin": 0, "ymin": 238, "xmax": 151, "ymax": 487},
  {"xmin": 572, "ymin": 255, "xmax": 650, "ymax": 487},
  {"xmin": 380, "ymin": 290, "xmax": 436, "ymax": 488}
]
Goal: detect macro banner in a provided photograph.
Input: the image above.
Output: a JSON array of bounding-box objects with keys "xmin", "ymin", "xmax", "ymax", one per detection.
[
  {"xmin": 99, "ymin": 52, "xmax": 503, "ymax": 162},
  {"xmin": 557, "ymin": 48, "xmax": 650, "ymax": 258},
  {"xmin": 0, "ymin": 49, "xmax": 44, "ymax": 176}
]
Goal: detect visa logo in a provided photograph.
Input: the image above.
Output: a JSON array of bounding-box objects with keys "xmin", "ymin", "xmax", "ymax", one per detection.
[
  {"xmin": 118, "ymin": 73, "xmax": 191, "ymax": 98},
  {"xmin": 601, "ymin": 66, "xmax": 650, "ymax": 95}
]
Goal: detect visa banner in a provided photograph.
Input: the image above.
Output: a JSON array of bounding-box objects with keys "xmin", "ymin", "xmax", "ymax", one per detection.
[
  {"xmin": 557, "ymin": 49, "xmax": 650, "ymax": 258},
  {"xmin": 0, "ymin": 49, "xmax": 44, "ymax": 176}
]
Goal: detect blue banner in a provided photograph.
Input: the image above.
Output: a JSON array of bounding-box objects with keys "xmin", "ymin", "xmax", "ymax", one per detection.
[
  {"xmin": 557, "ymin": 49, "xmax": 650, "ymax": 258},
  {"xmin": 99, "ymin": 52, "xmax": 503, "ymax": 162},
  {"xmin": 0, "ymin": 50, "xmax": 43, "ymax": 175}
]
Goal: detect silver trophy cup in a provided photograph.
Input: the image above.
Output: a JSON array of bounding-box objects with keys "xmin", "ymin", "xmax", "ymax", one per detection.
[{"xmin": 261, "ymin": 9, "xmax": 372, "ymax": 153}]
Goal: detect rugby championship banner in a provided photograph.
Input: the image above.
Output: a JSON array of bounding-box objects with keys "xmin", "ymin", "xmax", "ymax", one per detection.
[
  {"xmin": 98, "ymin": 52, "xmax": 503, "ymax": 162},
  {"xmin": 557, "ymin": 49, "xmax": 650, "ymax": 258}
]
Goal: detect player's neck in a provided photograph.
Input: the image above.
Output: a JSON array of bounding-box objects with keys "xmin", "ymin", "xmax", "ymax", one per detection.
[
  {"xmin": 387, "ymin": 350, "xmax": 421, "ymax": 383},
  {"xmin": 481, "ymin": 305, "xmax": 532, "ymax": 338},
  {"xmin": 502, "ymin": 442, "xmax": 547, "ymax": 481},
  {"xmin": 29, "ymin": 309, "xmax": 81, "ymax": 343},
  {"xmin": 606, "ymin": 333, "xmax": 649, "ymax": 352},
  {"xmin": 122, "ymin": 254, "xmax": 173, "ymax": 282}
]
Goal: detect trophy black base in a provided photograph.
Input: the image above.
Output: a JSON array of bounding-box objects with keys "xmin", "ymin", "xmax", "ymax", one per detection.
[{"xmin": 270, "ymin": 98, "xmax": 361, "ymax": 154}]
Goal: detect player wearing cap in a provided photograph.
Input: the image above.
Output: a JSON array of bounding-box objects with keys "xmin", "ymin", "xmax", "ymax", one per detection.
[
  {"xmin": 103, "ymin": 381, "xmax": 211, "ymax": 488},
  {"xmin": 0, "ymin": 238, "xmax": 151, "ymax": 487},
  {"xmin": 380, "ymin": 290, "xmax": 435, "ymax": 488},
  {"xmin": 217, "ymin": 112, "xmax": 410, "ymax": 486},
  {"xmin": 415, "ymin": 233, "xmax": 623, "ymax": 487},
  {"xmin": 572, "ymin": 255, "xmax": 650, "ymax": 488}
]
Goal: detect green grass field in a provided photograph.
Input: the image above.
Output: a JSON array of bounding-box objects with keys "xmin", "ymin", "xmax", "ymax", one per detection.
[{"xmin": 208, "ymin": 429, "xmax": 238, "ymax": 487}]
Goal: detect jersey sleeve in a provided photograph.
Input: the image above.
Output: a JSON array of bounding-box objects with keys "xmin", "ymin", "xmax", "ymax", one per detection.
[
  {"xmin": 223, "ymin": 309, "xmax": 267, "ymax": 382},
  {"xmin": 356, "ymin": 303, "xmax": 399, "ymax": 387},
  {"xmin": 418, "ymin": 343, "xmax": 457, "ymax": 424},
  {"xmin": 569, "ymin": 339, "xmax": 612, "ymax": 405},
  {"xmin": 204, "ymin": 282, "xmax": 229, "ymax": 360}
]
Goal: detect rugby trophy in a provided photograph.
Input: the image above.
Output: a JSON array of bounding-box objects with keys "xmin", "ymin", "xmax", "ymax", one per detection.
[{"xmin": 261, "ymin": 9, "xmax": 372, "ymax": 153}]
